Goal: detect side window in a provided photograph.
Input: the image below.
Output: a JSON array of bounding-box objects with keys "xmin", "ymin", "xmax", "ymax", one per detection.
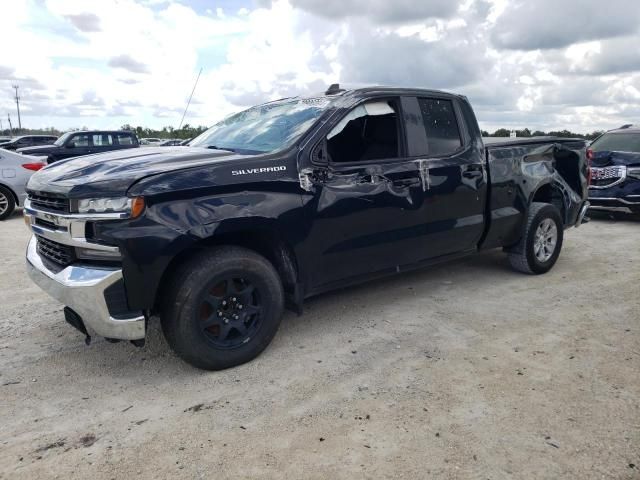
[
  {"xmin": 326, "ymin": 100, "xmax": 400, "ymax": 163},
  {"xmin": 116, "ymin": 134, "xmax": 133, "ymax": 145},
  {"xmin": 92, "ymin": 134, "xmax": 114, "ymax": 147},
  {"xmin": 417, "ymin": 98, "xmax": 462, "ymax": 156},
  {"xmin": 69, "ymin": 134, "xmax": 89, "ymax": 147}
]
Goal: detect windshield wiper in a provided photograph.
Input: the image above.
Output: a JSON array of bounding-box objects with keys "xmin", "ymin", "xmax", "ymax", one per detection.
[{"xmin": 206, "ymin": 145, "xmax": 236, "ymax": 153}]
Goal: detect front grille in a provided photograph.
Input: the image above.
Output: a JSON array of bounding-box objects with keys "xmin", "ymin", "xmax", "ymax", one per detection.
[
  {"xmin": 28, "ymin": 192, "xmax": 70, "ymax": 213},
  {"xmin": 590, "ymin": 166, "xmax": 625, "ymax": 188},
  {"xmin": 36, "ymin": 235, "xmax": 75, "ymax": 267}
]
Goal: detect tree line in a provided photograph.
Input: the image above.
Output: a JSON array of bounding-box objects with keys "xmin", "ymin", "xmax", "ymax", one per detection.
[
  {"xmin": 482, "ymin": 128, "xmax": 604, "ymax": 140},
  {"xmin": 2, "ymin": 125, "xmax": 605, "ymax": 141},
  {"xmin": 0, "ymin": 124, "xmax": 208, "ymax": 140}
]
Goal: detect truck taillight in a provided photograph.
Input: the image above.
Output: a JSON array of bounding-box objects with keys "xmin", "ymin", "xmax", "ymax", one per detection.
[
  {"xmin": 21, "ymin": 162, "xmax": 46, "ymax": 171},
  {"xmin": 586, "ymin": 148, "xmax": 593, "ymax": 185}
]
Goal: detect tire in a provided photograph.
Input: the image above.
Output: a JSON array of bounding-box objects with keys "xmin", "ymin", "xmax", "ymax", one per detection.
[
  {"xmin": 0, "ymin": 186, "xmax": 16, "ymax": 221},
  {"xmin": 161, "ymin": 246, "xmax": 284, "ymax": 370},
  {"xmin": 508, "ymin": 202, "xmax": 564, "ymax": 274}
]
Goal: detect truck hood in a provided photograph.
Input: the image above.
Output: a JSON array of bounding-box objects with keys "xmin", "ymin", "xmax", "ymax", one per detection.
[
  {"xmin": 27, "ymin": 147, "xmax": 248, "ymax": 197},
  {"xmin": 16, "ymin": 145, "xmax": 57, "ymax": 155}
]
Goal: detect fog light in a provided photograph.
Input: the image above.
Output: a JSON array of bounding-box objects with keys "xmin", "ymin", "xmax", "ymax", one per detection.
[{"xmin": 76, "ymin": 247, "xmax": 121, "ymax": 260}]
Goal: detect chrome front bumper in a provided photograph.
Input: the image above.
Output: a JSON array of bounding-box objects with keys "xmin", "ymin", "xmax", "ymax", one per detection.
[{"xmin": 26, "ymin": 235, "xmax": 145, "ymax": 340}]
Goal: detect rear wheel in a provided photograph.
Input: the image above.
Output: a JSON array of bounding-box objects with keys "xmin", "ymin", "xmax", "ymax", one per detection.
[
  {"xmin": 161, "ymin": 246, "xmax": 284, "ymax": 370},
  {"xmin": 0, "ymin": 186, "xmax": 16, "ymax": 220},
  {"xmin": 508, "ymin": 202, "xmax": 564, "ymax": 274}
]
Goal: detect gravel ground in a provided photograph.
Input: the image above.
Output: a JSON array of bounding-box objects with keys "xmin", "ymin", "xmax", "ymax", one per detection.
[{"xmin": 0, "ymin": 210, "xmax": 638, "ymax": 479}]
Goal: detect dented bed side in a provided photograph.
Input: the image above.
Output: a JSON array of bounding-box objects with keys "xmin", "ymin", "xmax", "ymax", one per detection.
[{"xmin": 480, "ymin": 138, "xmax": 588, "ymax": 250}]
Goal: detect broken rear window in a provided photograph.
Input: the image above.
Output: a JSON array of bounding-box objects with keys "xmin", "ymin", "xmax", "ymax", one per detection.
[{"xmin": 418, "ymin": 98, "xmax": 462, "ymax": 156}]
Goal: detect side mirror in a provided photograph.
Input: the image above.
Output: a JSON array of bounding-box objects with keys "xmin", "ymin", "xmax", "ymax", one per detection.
[{"xmin": 312, "ymin": 139, "xmax": 327, "ymax": 164}]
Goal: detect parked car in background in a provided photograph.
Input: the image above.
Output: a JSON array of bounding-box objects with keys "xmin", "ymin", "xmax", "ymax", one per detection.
[
  {"xmin": 0, "ymin": 149, "xmax": 46, "ymax": 220},
  {"xmin": 16, "ymin": 131, "xmax": 139, "ymax": 163},
  {"xmin": 588, "ymin": 125, "xmax": 640, "ymax": 214},
  {"xmin": 0, "ymin": 136, "xmax": 12, "ymax": 144},
  {"xmin": 0, "ymin": 135, "xmax": 57, "ymax": 151},
  {"xmin": 140, "ymin": 138, "xmax": 162, "ymax": 145},
  {"xmin": 158, "ymin": 139, "xmax": 183, "ymax": 146},
  {"xmin": 180, "ymin": 138, "xmax": 192, "ymax": 146},
  {"xmin": 23, "ymin": 85, "xmax": 589, "ymax": 369}
]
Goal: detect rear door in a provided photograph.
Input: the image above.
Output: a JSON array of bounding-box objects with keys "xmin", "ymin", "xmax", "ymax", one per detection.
[
  {"xmin": 409, "ymin": 95, "xmax": 487, "ymax": 257},
  {"xmin": 115, "ymin": 132, "xmax": 137, "ymax": 150}
]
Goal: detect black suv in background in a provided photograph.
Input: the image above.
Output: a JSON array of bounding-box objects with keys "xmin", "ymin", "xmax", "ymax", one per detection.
[
  {"xmin": 588, "ymin": 125, "xmax": 640, "ymax": 214},
  {"xmin": 17, "ymin": 131, "xmax": 139, "ymax": 163},
  {"xmin": 0, "ymin": 135, "xmax": 58, "ymax": 150}
]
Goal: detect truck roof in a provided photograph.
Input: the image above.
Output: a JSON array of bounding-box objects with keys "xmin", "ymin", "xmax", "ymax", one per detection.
[
  {"xmin": 256, "ymin": 85, "xmax": 462, "ymax": 109},
  {"xmin": 606, "ymin": 125, "xmax": 640, "ymax": 134}
]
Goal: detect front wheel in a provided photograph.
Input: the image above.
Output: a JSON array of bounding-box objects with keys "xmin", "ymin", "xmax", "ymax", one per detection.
[
  {"xmin": 161, "ymin": 246, "xmax": 284, "ymax": 370},
  {"xmin": 508, "ymin": 202, "xmax": 564, "ymax": 274}
]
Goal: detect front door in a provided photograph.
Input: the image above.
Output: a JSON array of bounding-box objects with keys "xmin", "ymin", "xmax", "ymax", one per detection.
[
  {"xmin": 62, "ymin": 133, "xmax": 92, "ymax": 159},
  {"xmin": 305, "ymin": 97, "xmax": 434, "ymax": 289}
]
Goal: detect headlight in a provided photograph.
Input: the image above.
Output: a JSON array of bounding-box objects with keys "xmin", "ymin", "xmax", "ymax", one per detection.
[
  {"xmin": 76, "ymin": 196, "xmax": 145, "ymax": 217},
  {"xmin": 78, "ymin": 197, "xmax": 131, "ymax": 213},
  {"xmin": 628, "ymin": 167, "xmax": 640, "ymax": 180}
]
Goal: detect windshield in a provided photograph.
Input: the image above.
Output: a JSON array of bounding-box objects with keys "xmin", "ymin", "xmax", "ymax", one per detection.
[
  {"xmin": 54, "ymin": 132, "xmax": 72, "ymax": 146},
  {"xmin": 189, "ymin": 97, "xmax": 333, "ymax": 154},
  {"xmin": 591, "ymin": 132, "xmax": 640, "ymax": 153}
]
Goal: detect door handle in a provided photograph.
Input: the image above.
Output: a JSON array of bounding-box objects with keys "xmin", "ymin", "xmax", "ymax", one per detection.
[
  {"xmin": 462, "ymin": 169, "xmax": 483, "ymax": 179},
  {"xmin": 358, "ymin": 174, "xmax": 385, "ymax": 184},
  {"xmin": 393, "ymin": 177, "xmax": 421, "ymax": 187}
]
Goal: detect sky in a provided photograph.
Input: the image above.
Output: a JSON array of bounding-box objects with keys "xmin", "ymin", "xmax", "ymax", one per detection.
[{"xmin": 1, "ymin": 0, "xmax": 639, "ymax": 134}]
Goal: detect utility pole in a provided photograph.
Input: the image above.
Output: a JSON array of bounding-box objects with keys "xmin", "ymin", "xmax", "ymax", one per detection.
[
  {"xmin": 7, "ymin": 114, "xmax": 13, "ymax": 135},
  {"xmin": 12, "ymin": 85, "xmax": 22, "ymax": 131}
]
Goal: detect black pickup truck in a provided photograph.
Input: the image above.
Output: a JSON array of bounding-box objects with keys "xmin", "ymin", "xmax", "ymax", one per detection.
[
  {"xmin": 24, "ymin": 86, "xmax": 590, "ymax": 370},
  {"xmin": 17, "ymin": 130, "xmax": 139, "ymax": 163}
]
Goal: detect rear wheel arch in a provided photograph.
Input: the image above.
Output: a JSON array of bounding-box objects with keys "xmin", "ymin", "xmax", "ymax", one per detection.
[{"xmin": 530, "ymin": 182, "xmax": 567, "ymax": 224}]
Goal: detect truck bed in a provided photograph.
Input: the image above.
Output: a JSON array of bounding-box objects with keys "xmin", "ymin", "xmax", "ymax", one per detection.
[{"xmin": 480, "ymin": 137, "xmax": 588, "ymax": 250}]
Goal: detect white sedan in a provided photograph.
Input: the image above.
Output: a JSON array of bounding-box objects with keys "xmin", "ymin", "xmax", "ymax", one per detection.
[{"xmin": 0, "ymin": 148, "xmax": 47, "ymax": 220}]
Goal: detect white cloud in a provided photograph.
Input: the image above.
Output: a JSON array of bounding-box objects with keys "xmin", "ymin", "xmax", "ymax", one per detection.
[{"xmin": 0, "ymin": 0, "xmax": 638, "ymax": 134}]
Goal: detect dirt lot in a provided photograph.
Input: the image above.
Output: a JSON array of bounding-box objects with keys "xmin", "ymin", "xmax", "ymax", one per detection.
[{"xmin": 0, "ymin": 210, "xmax": 638, "ymax": 479}]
